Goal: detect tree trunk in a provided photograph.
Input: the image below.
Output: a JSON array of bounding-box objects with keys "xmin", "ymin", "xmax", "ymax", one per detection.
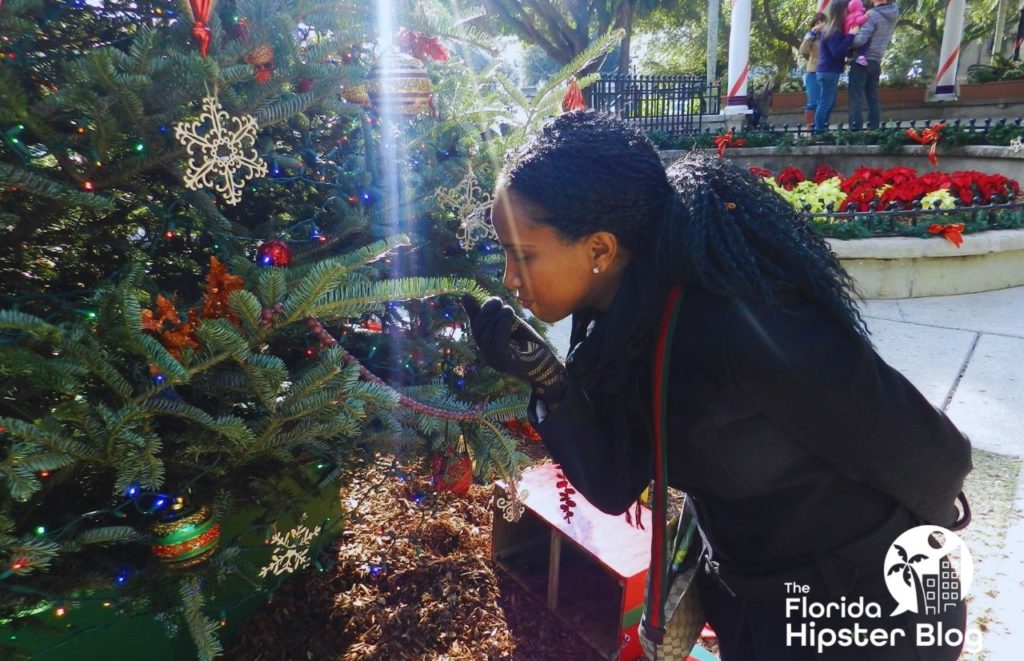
[{"xmin": 617, "ymin": 2, "xmax": 634, "ymax": 75}]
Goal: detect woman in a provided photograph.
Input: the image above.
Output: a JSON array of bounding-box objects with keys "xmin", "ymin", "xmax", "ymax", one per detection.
[
  {"xmin": 464, "ymin": 111, "xmax": 971, "ymax": 659},
  {"xmin": 816, "ymin": 0, "xmax": 857, "ymax": 132},
  {"xmin": 799, "ymin": 12, "xmax": 828, "ymax": 130}
]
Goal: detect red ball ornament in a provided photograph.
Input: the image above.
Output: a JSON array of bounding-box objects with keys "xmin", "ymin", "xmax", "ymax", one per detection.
[
  {"xmin": 297, "ymin": 78, "xmax": 314, "ymax": 93},
  {"xmin": 257, "ymin": 240, "xmax": 292, "ymax": 267},
  {"xmin": 431, "ymin": 450, "xmax": 472, "ymax": 497}
]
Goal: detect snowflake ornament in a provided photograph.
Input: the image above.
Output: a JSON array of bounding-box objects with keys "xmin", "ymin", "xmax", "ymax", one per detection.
[
  {"xmin": 258, "ymin": 521, "xmax": 322, "ymax": 578},
  {"xmin": 436, "ymin": 170, "xmax": 496, "ymax": 250},
  {"xmin": 1009, "ymin": 136, "xmax": 1024, "ymax": 155},
  {"xmin": 175, "ymin": 95, "xmax": 268, "ymax": 205}
]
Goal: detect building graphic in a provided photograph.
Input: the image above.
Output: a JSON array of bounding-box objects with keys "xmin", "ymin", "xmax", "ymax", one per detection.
[{"xmin": 920, "ymin": 554, "xmax": 961, "ymax": 615}]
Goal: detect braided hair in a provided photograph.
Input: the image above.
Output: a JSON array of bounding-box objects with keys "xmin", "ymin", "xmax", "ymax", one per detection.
[
  {"xmin": 498, "ymin": 111, "xmax": 867, "ymax": 339},
  {"xmin": 498, "ymin": 111, "xmax": 673, "ymax": 253},
  {"xmin": 662, "ymin": 152, "xmax": 868, "ymax": 339}
]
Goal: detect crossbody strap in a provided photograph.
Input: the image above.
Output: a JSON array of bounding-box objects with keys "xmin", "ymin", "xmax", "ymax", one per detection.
[{"xmin": 642, "ymin": 284, "xmax": 685, "ymax": 644}]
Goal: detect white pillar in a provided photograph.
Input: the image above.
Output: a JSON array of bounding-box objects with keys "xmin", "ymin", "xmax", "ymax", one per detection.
[
  {"xmin": 933, "ymin": 0, "xmax": 967, "ymax": 100},
  {"xmin": 707, "ymin": 0, "xmax": 720, "ymax": 89},
  {"xmin": 992, "ymin": 0, "xmax": 1007, "ymax": 61},
  {"xmin": 723, "ymin": 0, "xmax": 752, "ymax": 115},
  {"xmin": 818, "ymin": 0, "xmax": 831, "ymax": 15}
]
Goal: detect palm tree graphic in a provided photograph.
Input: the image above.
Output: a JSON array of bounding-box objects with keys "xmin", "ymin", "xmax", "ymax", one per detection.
[{"xmin": 886, "ymin": 544, "xmax": 930, "ymax": 612}]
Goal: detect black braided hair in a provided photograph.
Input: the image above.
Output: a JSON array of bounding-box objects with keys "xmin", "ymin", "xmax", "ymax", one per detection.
[
  {"xmin": 498, "ymin": 111, "xmax": 673, "ymax": 253},
  {"xmin": 499, "ymin": 111, "xmax": 867, "ymax": 340},
  {"xmin": 662, "ymin": 152, "xmax": 868, "ymax": 339}
]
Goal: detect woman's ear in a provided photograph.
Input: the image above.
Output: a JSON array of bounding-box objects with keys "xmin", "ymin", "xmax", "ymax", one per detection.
[{"xmin": 588, "ymin": 231, "xmax": 621, "ymax": 271}]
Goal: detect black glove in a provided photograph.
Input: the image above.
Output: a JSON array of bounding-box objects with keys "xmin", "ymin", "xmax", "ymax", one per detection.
[{"xmin": 462, "ymin": 296, "xmax": 567, "ymax": 404}]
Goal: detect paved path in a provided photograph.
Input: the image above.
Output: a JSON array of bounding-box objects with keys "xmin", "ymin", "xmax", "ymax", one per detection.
[{"xmin": 546, "ymin": 286, "xmax": 1024, "ymax": 659}]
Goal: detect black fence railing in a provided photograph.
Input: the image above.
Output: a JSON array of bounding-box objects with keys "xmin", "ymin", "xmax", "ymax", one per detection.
[
  {"xmin": 803, "ymin": 196, "xmax": 1024, "ymax": 237},
  {"xmin": 591, "ymin": 74, "xmax": 722, "ymax": 134},
  {"xmin": 742, "ymin": 116, "xmax": 1024, "ymax": 137}
]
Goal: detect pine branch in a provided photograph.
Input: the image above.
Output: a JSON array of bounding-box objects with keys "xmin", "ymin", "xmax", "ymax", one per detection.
[{"xmin": 180, "ymin": 577, "xmax": 223, "ymax": 661}]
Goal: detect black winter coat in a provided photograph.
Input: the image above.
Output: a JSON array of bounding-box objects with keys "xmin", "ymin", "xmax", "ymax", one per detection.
[{"xmin": 530, "ymin": 261, "xmax": 972, "ymax": 589}]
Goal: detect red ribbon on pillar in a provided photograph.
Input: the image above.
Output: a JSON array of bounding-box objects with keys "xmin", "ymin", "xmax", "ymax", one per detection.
[
  {"xmin": 189, "ymin": 0, "xmax": 215, "ymax": 58},
  {"xmin": 906, "ymin": 122, "xmax": 945, "ymax": 166}
]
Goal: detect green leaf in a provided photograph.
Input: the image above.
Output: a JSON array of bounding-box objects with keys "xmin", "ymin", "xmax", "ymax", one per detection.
[
  {"xmin": 0, "ymin": 310, "xmax": 59, "ymax": 341},
  {"xmin": 194, "ymin": 318, "xmax": 251, "ymax": 363},
  {"xmin": 227, "ymin": 290, "xmax": 263, "ymax": 333},
  {"xmin": 137, "ymin": 335, "xmax": 191, "ymax": 384},
  {"xmin": 76, "ymin": 526, "xmax": 143, "ymax": 546},
  {"xmin": 306, "ymin": 277, "xmax": 488, "ymax": 320}
]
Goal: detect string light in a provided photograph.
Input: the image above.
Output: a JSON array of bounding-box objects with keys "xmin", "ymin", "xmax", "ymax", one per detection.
[{"xmin": 55, "ymin": 606, "xmax": 67, "ymax": 617}]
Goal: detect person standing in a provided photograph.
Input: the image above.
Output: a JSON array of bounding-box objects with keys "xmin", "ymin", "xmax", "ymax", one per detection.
[
  {"xmin": 815, "ymin": 0, "xmax": 856, "ymax": 132},
  {"xmin": 799, "ymin": 13, "xmax": 828, "ymax": 130},
  {"xmin": 848, "ymin": 0, "xmax": 900, "ymax": 130}
]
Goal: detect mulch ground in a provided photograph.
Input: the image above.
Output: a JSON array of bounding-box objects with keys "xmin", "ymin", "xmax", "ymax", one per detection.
[
  {"xmin": 225, "ymin": 460, "xmax": 717, "ymax": 660},
  {"xmin": 224, "ymin": 461, "xmax": 605, "ymax": 660}
]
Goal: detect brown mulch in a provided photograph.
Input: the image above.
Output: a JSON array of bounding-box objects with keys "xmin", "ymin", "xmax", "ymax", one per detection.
[{"xmin": 224, "ymin": 463, "xmax": 606, "ymax": 660}]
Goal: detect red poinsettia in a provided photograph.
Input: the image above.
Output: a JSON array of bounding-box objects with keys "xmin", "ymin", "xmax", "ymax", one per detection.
[
  {"xmin": 879, "ymin": 177, "xmax": 929, "ymax": 210},
  {"xmin": 839, "ymin": 183, "xmax": 877, "ymax": 212},
  {"xmin": 812, "ymin": 164, "xmax": 841, "ymax": 183},
  {"xmin": 775, "ymin": 165, "xmax": 806, "ymax": 190},
  {"xmin": 880, "ymin": 166, "xmax": 918, "ymax": 187},
  {"xmin": 749, "ymin": 165, "xmax": 773, "ymax": 178},
  {"xmin": 840, "ymin": 167, "xmax": 886, "ymax": 193}
]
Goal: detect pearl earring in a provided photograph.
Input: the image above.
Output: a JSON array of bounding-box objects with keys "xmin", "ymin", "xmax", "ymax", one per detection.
[{"xmin": 592, "ymin": 266, "xmax": 600, "ymax": 274}]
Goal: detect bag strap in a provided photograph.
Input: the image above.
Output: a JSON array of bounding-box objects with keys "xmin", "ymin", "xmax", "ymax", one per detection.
[{"xmin": 641, "ymin": 284, "xmax": 685, "ymax": 645}]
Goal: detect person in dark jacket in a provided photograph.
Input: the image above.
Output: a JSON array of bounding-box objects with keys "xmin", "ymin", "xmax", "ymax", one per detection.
[
  {"xmin": 463, "ymin": 111, "xmax": 973, "ymax": 660},
  {"xmin": 849, "ymin": 0, "xmax": 900, "ymax": 130},
  {"xmin": 816, "ymin": 0, "xmax": 858, "ymax": 132}
]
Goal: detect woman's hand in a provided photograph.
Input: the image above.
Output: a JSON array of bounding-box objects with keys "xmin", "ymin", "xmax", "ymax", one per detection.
[{"xmin": 462, "ymin": 296, "xmax": 567, "ymax": 403}]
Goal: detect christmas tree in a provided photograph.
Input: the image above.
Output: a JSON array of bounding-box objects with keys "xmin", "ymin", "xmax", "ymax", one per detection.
[{"xmin": 0, "ymin": 1, "xmax": 540, "ymax": 657}]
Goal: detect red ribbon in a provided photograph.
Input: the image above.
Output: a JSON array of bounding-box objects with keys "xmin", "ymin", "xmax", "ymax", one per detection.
[
  {"xmin": 714, "ymin": 129, "xmax": 746, "ymax": 157},
  {"xmin": 561, "ymin": 78, "xmax": 585, "ymax": 113},
  {"xmin": 906, "ymin": 123, "xmax": 945, "ymax": 166},
  {"xmin": 928, "ymin": 223, "xmax": 965, "ymax": 247},
  {"xmin": 189, "ymin": 0, "xmax": 214, "ymax": 58}
]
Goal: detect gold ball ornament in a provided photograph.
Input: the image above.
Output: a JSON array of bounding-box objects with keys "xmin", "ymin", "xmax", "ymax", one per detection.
[
  {"xmin": 245, "ymin": 44, "xmax": 274, "ymax": 66},
  {"xmin": 366, "ymin": 52, "xmax": 433, "ymax": 116},
  {"xmin": 151, "ymin": 506, "xmax": 221, "ymax": 569},
  {"xmin": 341, "ymin": 84, "xmax": 371, "ymax": 107}
]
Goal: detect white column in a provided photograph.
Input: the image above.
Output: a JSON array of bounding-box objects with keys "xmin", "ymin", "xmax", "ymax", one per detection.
[
  {"xmin": 723, "ymin": 0, "xmax": 752, "ymax": 115},
  {"xmin": 933, "ymin": 0, "xmax": 967, "ymax": 100},
  {"xmin": 818, "ymin": 0, "xmax": 831, "ymax": 15}
]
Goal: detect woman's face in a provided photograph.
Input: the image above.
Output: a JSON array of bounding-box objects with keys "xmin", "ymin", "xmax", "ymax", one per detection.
[{"xmin": 490, "ymin": 188, "xmax": 620, "ymax": 323}]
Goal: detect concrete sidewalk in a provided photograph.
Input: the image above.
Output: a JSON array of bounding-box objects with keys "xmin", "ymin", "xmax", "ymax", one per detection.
[
  {"xmin": 863, "ymin": 288, "xmax": 1024, "ymax": 661},
  {"xmin": 546, "ymin": 285, "xmax": 1024, "ymax": 660}
]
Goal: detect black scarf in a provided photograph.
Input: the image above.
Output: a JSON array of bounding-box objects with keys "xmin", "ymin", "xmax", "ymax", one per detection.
[{"xmin": 563, "ymin": 261, "xmax": 672, "ymax": 466}]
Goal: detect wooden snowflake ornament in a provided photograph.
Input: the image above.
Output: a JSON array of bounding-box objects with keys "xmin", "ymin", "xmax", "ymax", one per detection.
[
  {"xmin": 175, "ymin": 95, "xmax": 268, "ymax": 205},
  {"xmin": 435, "ymin": 169, "xmax": 496, "ymax": 250}
]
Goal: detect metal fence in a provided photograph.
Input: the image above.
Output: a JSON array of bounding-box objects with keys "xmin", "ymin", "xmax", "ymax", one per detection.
[
  {"xmin": 804, "ymin": 196, "xmax": 1024, "ymax": 236},
  {"xmin": 590, "ymin": 74, "xmax": 721, "ymax": 134},
  {"xmin": 745, "ymin": 116, "xmax": 1024, "ymax": 136}
]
